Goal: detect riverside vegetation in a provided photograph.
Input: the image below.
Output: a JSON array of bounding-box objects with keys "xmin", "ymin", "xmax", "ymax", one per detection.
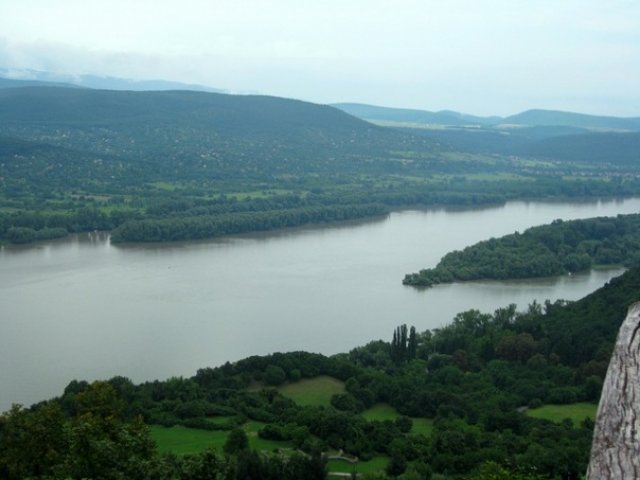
[
  {"xmin": 404, "ymin": 213, "xmax": 640, "ymax": 286},
  {"xmin": 2, "ymin": 85, "xmax": 640, "ymax": 244},
  {"xmin": 3, "ymin": 266, "xmax": 640, "ymax": 479}
]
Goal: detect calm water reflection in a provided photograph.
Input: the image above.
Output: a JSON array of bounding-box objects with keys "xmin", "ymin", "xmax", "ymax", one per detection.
[{"xmin": 1, "ymin": 198, "xmax": 639, "ymax": 410}]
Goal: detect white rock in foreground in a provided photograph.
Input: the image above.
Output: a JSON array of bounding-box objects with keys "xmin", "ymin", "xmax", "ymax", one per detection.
[{"xmin": 587, "ymin": 302, "xmax": 640, "ymax": 479}]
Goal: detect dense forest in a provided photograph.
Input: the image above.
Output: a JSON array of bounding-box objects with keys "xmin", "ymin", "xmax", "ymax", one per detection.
[
  {"xmin": 1, "ymin": 85, "xmax": 640, "ymax": 244},
  {"xmin": 3, "ymin": 266, "xmax": 639, "ymax": 479},
  {"xmin": 404, "ymin": 213, "xmax": 640, "ymax": 287}
]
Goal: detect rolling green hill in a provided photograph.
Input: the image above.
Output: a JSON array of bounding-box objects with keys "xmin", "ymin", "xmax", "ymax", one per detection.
[
  {"xmin": 335, "ymin": 103, "xmax": 640, "ymax": 131},
  {"xmin": 0, "ymin": 87, "xmax": 442, "ymax": 181},
  {"xmin": 503, "ymin": 109, "xmax": 640, "ymax": 131},
  {"xmin": 332, "ymin": 102, "xmax": 498, "ymax": 126}
]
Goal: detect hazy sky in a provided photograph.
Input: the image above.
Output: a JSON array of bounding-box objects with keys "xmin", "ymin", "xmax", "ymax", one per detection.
[{"xmin": 0, "ymin": 0, "xmax": 638, "ymax": 116}]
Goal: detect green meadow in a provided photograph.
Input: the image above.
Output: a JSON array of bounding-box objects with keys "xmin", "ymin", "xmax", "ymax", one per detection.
[
  {"xmin": 150, "ymin": 420, "xmax": 291, "ymax": 455},
  {"xmin": 527, "ymin": 402, "xmax": 597, "ymax": 425},
  {"xmin": 277, "ymin": 376, "xmax": 345, "ymax": 406},
  {"xmin": 361, "ymin": 403, "xmax": 433, "ymax": 436}
]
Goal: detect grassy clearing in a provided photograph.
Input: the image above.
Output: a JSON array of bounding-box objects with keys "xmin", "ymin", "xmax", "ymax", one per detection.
[
  {"xmin": 327, "ymin": 456, "xmax": 389, "ymax": 477},
  {"xmin": 278, "ymin": 376, "xmax": 345, "ymax": 407},
  {"xmin": 150, "ymin": 425, "xmax": 226, "ymax": 455},
  {"xmin": 527, "ymin": 402, "xmax": 597, "ymax": 425},
  {"xmin": 150, "ymin": 420, "xmax": 291, "ymax": 455},
  {"xmin": 361, "ymin": 403, "xmax": 399, "ymax": 422},
  {"xmin": 361, "ymin": 403, "xmax": 433, "ymax": 436}
]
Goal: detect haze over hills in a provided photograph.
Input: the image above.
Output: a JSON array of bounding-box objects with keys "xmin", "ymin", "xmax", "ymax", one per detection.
[
  {"xmin": 0, "ymin": 77, "xmax": 81, "ymax": 89},
  {"xmin": 332, "ymin": 103, "xmax": 500, "ymax": 127},
  {"xmin": 503, "ymin": 109, "xmax": 640, "ymax": 131},
  {"xmin": 0, "ymin": 69, "xmax": 224, "ymax": 93},
  {"xmin": 3, "ymin": 75, "xmax": 638, "ymax": 132},
  {"xmin": 334, "ymin": 102, "xmax": 640, "ymax": 131}
]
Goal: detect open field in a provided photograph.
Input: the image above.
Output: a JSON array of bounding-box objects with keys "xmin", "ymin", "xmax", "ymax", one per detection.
[
  {"xmin": 527, "ymin": 402, "xmax": 597, "ymax": 425},
  {"xmin": 278, "ymin": 376, "xmax": 345, "ymax": 407},
  {"xmin": 150, "ymin": 420, "xmax": 291, "ymax": 455},
  {"xmin": 150, "ymin": 425, "xmax": 227, "ymax": 455}
]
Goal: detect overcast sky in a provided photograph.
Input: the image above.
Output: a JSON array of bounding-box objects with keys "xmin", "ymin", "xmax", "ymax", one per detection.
[{"xmin": 0, "ymin": 0, "xmax": 638, "ymax": 116}]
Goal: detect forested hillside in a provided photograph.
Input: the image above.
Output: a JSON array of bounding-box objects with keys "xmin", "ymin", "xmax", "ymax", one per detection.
[
  {"xmin": 404, "ymin": 213, "xmax": 640, "ymax": 287},
  {"xmin": 2, "ymin": 86, "xmax": 640, "ymax": 244},
  {"xmin": 522, "ymin": 131, "xmax": 640, "ymax": 165},
  {"xmin": 2, "ymin": 267, "xmax": 639, "ymax": 479}
]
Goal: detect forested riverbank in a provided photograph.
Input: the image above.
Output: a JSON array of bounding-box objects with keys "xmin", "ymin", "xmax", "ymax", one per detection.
[
  {"xmin": 404, "ymin": 213, "xmax": 640, "ymax": 287},
  {"xmin": 3, "ymin": 267, "xmax": 638, "ymax": 479}
]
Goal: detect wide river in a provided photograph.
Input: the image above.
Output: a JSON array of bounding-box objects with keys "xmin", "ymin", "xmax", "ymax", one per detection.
[{"xmin": 2, "ymin": 198, "xmax": 640, "ymax": 411}]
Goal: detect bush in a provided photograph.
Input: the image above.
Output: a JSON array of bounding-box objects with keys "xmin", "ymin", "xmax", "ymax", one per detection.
[
  {"xmin": 528, "ymin": 398, "xmax": 543, "ymax": 409},
  {"xmin": 264, "ymin": 365, "xmax": 286, "ymax": 386},
  {"xmin": 547, "ymin": 387, "xmax": 579, "ymax": 404}
]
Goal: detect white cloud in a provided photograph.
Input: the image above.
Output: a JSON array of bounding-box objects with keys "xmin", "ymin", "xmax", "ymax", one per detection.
[{"xmin": 0, "ymin": 0, "xmax": 638, "ymax": 115}]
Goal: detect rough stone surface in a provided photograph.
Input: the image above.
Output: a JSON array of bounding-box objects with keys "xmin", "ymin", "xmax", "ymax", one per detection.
[{"xmin": 587, "ymin": 302, "xmax": 640, "ymax": 479}]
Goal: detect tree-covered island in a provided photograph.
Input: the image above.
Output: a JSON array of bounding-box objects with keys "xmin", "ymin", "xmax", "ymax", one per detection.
[{"xmin": 404, "ymin": 213, "xmax": 640, "ymax": 287}]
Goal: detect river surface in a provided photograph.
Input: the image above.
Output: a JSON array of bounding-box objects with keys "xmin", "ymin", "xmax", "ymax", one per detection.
[{"xmin": 2, "ymin": 198, "xmax": 640, "ymax": 410}]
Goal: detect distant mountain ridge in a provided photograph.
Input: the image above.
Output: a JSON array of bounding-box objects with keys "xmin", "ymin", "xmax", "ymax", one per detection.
[
  {"xmin": 0, "ymin": 69, "xmax": 223, "ymax": 93},
  {"xmin": 331, "ymin": 103, "xmax": 499, "ymax": 126},
  {"xmin": 0, "ymin": 77, "xmax": 80, "ymax": 89},
  {"xmin": 334, "ymin": 103, "xmax": 640, "ymax": 131},
  {"xmin": 3, "ymin": 73, "xmax": 637, "ymax": 131},
  {"xmin": 0, "ymin": 86, "xmax": 374, "ymax": 135},
  {"xmin": 503, "ymin": 109, "xmax": 640, "ymax": 131}
]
